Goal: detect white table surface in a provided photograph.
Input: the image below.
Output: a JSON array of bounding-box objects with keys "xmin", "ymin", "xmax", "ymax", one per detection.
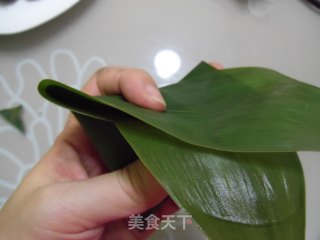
[{"xmin": 0, "ymin": 0, "xmax": 319, "ymax": 239}]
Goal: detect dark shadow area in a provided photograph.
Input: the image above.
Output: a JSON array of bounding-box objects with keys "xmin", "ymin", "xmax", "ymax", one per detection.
[
  {"xmin": 0, "ymin": 0, "xmax": 17, "ymax": 6},
  {"xmin": 306, "ymin": 0, "xmax": 320, "ymax": 9},
  {"xmin": 302, "ymin": 0, "xmax": 320, "ymax": 13}
]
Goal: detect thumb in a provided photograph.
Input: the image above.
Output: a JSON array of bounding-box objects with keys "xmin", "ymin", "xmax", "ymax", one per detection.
[
  {"xmin": 57, "ymin": 160, "xmax": 167, "ymax": 226},
  {"xmin": 115, "ymin": 69, "xmax": 167, "ymax": 112}
]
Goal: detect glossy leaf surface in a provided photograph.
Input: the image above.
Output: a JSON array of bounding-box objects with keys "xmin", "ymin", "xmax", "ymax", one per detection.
[
  {"xmin": 117, "ymin": 119, "xmax": 305, "ymax": 240},
  {"xmin": 37, "ymin": 62, "xmax": 315, "ymax": 239}
]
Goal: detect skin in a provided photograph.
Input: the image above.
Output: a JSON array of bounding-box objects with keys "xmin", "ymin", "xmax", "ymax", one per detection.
[{"xmin": 0, "ymin": 63, "xmax": 222, "ymax": 240}]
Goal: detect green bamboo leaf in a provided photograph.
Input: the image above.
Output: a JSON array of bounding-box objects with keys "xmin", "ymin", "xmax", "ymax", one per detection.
[
  {"xmin": 39, "ymin": 62, "xmax": 320, "ymax": 153},
  {"xmin": 0, "ymin": 105, "xmax": 25, "ymax": 134},
  {"xmin": 116, "ymin": 119, "xmax": 305, "ymax": 240},
  {"xmin": 37, "ymin": 62, "xmax": 316, "ymax": 239},
  {"xmin": 72, "ymin": 112, "xmax": 305, "ymax": 240}
]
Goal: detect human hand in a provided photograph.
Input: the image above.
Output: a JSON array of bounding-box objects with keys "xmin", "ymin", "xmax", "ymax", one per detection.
[{"xmin": 0, "ymin": 67, "xmax": 177, "ymax": 240}]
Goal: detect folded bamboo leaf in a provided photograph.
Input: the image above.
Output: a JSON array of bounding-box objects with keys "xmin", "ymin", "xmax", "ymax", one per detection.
[
  {"xmin": 116, "ymin": 119, "xmax": 305, "ymax": 240},
  {"xmin": 39, "ymin": 62, "xmax": 320, "ymax": 153},
  {"xmin": 0, "ymin": 105, "xmax": 25, "ymax": 134},
  {"xmin": 74, "ymin": 112, "xmax": 305, "ymax": 240},
  {"xmin": 37, "ymin": 62, "xmax": 315, "ymax": 239}
]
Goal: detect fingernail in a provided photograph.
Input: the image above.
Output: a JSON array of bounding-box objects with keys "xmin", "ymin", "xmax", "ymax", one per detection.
[{"xmin": 145, "ymin": 85, "xmax": 166, "ymax": 107}]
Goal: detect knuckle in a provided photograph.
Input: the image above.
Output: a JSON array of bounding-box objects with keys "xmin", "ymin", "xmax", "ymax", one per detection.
[
  {"xmin": 116, "ymin": 162, "xmax": 148, "ymax": 207},
  {"xmin": 122, "ymin": 68, "xmax": 154, "ymax": 83},
  {"xmin": 95, "ymin": 67, "xmax": 116, "ymax": 79}
]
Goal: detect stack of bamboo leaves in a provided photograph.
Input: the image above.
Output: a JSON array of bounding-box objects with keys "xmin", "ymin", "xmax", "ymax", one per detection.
[{"xmin": 38, "ymin": 62, "xmax": 320, "ymax": 240}]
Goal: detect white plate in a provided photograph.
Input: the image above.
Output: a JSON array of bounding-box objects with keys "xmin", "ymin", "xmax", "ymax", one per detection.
[{"xmin": 0, "ymin": 0, "xmax": 80, "ymax": 35}]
